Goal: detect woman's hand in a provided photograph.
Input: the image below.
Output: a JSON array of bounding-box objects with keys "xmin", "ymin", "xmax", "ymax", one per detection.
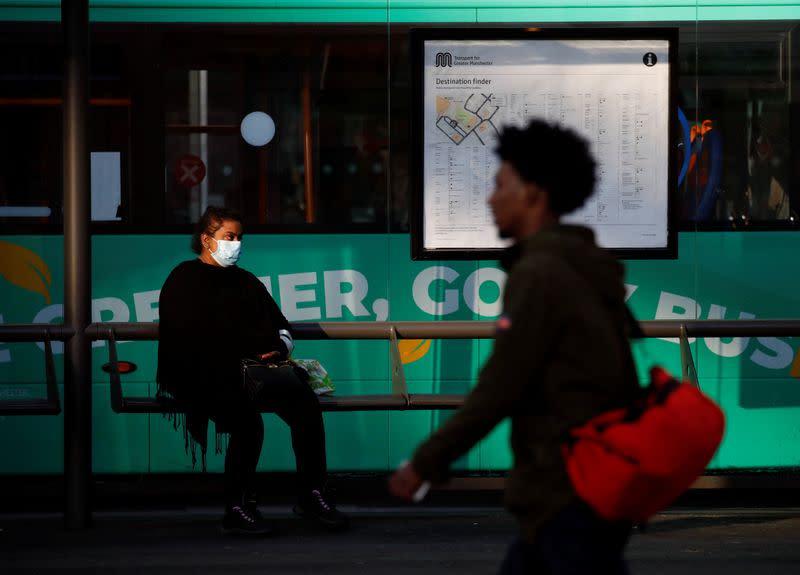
[{"xmin": 257, "ymin": 351, "xmax": 281, "ymax": 362}]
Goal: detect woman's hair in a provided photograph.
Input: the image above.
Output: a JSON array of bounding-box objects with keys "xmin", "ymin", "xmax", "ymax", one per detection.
[
  {"xmin": 191, "ymin": 206, "xmax": 243, "ymax": 254},
  {"xmin": 495, "ymin": 119, "xmax": 597, "ymax": 216}
]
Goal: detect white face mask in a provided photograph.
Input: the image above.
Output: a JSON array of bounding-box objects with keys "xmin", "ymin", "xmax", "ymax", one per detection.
[{"xmin": 208, "ymin": 238, "xmax": 241, "ymax": 267}]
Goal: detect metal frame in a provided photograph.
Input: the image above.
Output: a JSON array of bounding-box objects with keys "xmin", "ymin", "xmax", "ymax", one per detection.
[
  {"xmin": 5, "ymin": 317, "xmax": 800, "ymax": 529},
  {"xmin": 11, "ymin": 0, "xmax": 792, "ymax": 532},
  {"xmin": 84, "ymin": 318, "xmax": 800, "ymax": 413},
  {"xmin": 679, "ymin": 325, "xmax": 699, "ymax": 387},
  {"xmin": 410, "ymin": 26, "xmax": 679, "ymax": 261},
  {"xmin": 0, "ymin": 325, "xmax": 71, "ymax": 415},
  {"xmin": 90, "ymin": 322, "xmax": 468, "ymax": 413},
  {"xmin": 62, "ymin": 0, "xmax": 92, "ymax": 530}
]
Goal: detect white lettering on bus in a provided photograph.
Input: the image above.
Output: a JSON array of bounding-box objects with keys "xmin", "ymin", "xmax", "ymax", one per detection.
[
  {"xmin": 751, "ymin": 338, "xmax": 793, "ymax": 369},
  {"xmin": 651, "ymin": 290, "xmax": 795, "ymax": 370},
  {"xmin": 655, "ymin": 291, "xmax": 701, "ymax": 344},
  {"xmin": 133, "ymin": 290, "xmax": 160, "ymax": 324},
  {"xmin": 6, "ymin": 269, "xmax": 796, "ymax": 373},
  {"xmin": 703, "ymin": 305, "xmax": 754, "ymax": 358},
  {"xmin": 91, "ymin": 297, "xmax": 131, "ymax": 348},
  {"xmin": 33, "ymin": 304, "xmax": 64, "ymax": 353},
  {"xmin": 256, "ymin": 276, "xmax": 273, "ymax": 296},
  {"xmin": 279, "ymin": 272, "xmax": 321, "ymax": 321},
  {"xmin": 412, "ymin": 266, "xmax": 460, "ymax": 316},
  {"xmin": 324, "ymin": 270, "xmax": 370, "ymax": 319},
  {"xmin": 462, "ymin": 268, "xmax": 505, "ymax": 317}
]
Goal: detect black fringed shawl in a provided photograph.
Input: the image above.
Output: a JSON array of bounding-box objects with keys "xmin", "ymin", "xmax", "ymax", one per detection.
[{"xmin": 156, "ymin": 258, "xmax": 292, "ymax": 467}]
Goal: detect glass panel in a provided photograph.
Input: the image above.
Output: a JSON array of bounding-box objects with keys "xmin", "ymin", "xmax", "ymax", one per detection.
[
  {"xmin": 682, "ymin": 20, "xmax": 799, "ymax": 227},
  {"xmin": 8, "ymin": 18, "xmax": 798, "ymax": 233},
  {"xmin": 0, "ymin": 104, "xmax": 62, "ymax": 225},
  {"xmin": 0, "ymin": 23, "xmax": 132, "ymax": 229},
  {"xmin": 0, "ymin": 25, "xmax": 62, "ymax": 226},
  {"xmin": 161, "ymin": 26, "xmax": 390, "ymax": 229}
]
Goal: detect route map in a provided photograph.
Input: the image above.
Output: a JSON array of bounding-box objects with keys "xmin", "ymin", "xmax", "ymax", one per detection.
[{"xmin": 435, "ymin": 93, "xmax": 500, "ymax": 146}]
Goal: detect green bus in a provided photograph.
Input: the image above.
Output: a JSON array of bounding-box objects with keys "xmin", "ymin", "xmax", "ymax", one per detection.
[{"xmin": 1, "ymin": 1, "xmax": 799, "ymax": 477}]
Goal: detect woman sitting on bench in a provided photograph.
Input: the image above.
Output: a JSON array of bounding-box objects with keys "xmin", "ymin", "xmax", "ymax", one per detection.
[{"xmin": 157, "ymin": 205, "xmax": 349, "ymax": 536}]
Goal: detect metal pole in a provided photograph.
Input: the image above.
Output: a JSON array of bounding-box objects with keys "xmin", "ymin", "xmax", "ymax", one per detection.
[
  {"xmin": 63, "ymin": 0, "xmax": 92, "ymax": 529},
  {"xmin": 84, "ymin": 318, "xmax": 800, "ymax": 342}
]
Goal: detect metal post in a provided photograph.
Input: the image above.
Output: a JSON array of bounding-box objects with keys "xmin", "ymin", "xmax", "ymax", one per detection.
[
  {"xmin": 63, "ymin": 0, "xmax": 92, "ymax": 529},
  {"xmin": 679, "ymin": 325, "xmax": 700, "ymax": 388},
  {"xmin": 388, "ymin": 326, "xmax": 409, "ymax": 404}
]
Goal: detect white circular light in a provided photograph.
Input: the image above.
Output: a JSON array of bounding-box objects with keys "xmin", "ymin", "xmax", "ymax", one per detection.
[{"xmin": 240, "ymin": 111, "xmax": 275, "ymax": 147}]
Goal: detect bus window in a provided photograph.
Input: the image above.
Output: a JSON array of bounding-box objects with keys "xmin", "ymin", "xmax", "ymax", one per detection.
[
  {"xmin": 3, "ymin": 19, "xmax": 800, "ymax": 233},
  {"xmin": 160, "ymin": 26, "xmax": 391, "ymax": 230},
  {"xmin": 0, "ymin": 24, "xmax": 132, "ymax": 231},
  {"xmin": 679, "ymin": 21, "xmax": 799, "ymax": 228}
]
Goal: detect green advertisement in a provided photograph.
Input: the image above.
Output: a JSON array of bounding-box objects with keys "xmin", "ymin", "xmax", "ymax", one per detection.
[{"xmin": 2, "ymin": 231, "xmax": 800, "ymax": 475}]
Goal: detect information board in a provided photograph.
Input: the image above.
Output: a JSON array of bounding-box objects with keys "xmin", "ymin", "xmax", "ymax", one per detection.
[{"xmin": 411, "ymin": 28, "xmax": 678, "ymax": 259}]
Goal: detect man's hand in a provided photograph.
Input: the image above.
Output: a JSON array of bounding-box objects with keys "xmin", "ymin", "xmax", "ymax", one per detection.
[
  {"xmin": 388, "ymin": 461, "xmax": 425, "ymax": 501},
  {"xmin": 258, "ymin": 351, "xmax": 281, "ymax": 362}
]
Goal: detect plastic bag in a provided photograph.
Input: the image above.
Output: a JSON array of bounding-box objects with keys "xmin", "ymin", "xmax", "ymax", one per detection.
[{"xmin": 292, "ymin": 359, "xmax": 335, "ymax": 395}]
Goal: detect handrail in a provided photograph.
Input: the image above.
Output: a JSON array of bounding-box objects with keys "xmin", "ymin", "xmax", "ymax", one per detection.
[
  {"xmin": 84, "ymin": 321, "xmax": 497, "ymax": 340},
  {"xmin": 640, "ymin": 319, "xmax": 800, "ymax": 338},
  {"xmin": 84, "ymin": 319, "xmax": 800, "ymax": 341},
  {"xmin": 0, "ymin": 325, "xmax": 76, "ymax": 341},
  {"xmin": 7, "ymin": 319, "xmax": 800, "ymax": 415},
  {"xmin": 85, "ymin": 319, "xmax": 800, "ymax": 415},
  {"xmin": 0, "ymin": 325, "xmax": 71, "ymax": 415}
]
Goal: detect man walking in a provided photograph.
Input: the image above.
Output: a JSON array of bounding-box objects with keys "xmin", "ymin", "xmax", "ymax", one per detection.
[{"xmin": 390, "ymin": 119, "xmax": 640, "ymax": 574}]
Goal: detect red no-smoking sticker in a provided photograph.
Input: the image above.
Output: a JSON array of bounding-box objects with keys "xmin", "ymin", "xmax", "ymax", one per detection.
[{"xmin": 175, "ymin": 154, "xmax": 206, "ymax": 188}]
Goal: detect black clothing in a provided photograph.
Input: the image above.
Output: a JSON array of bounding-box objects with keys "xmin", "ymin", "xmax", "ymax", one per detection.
[
  {"xmin": 412, "ymin": 224, "xmax": 640, "ymax": 542},
  {"xmin": 497, "ymin": 501, "xmax": 631, "ymax": 575},
  {"xmin": 224, "ymin": 374, "xmax": 326, "ymax": 506},
  {"xmin": 157, "ymin": 258, "xmax": 326, "ymax": 502},
  {"xmin": 157, "ymin": 259, "xmax": 292, "ymax": 449}
]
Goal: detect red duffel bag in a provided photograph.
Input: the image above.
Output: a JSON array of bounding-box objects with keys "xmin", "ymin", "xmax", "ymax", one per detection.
[{"xmin": 562, "ymin": 366, "xmax": 725, "ymax": 522}]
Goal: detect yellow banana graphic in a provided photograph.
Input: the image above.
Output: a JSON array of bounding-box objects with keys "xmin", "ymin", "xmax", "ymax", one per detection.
[
  {"xmin": 398, "ymin": 339, "xmax": 431, "ymax": 365},
  {"xmin": 0, "ymin": 240, "xmax": 52, "ymax": 304}
]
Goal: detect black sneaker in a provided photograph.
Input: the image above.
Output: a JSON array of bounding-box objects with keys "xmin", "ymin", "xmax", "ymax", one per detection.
[
  {"xmin": 221, "ymin": 505, "xmax": 273, "ymax": 536},
  {"xmin": 294, "ymin": 489, "xmax": 350, "ymax": 531},
  {"xmin": 244, "ymin": 494, "xmax": 263, "ymax": 520}
]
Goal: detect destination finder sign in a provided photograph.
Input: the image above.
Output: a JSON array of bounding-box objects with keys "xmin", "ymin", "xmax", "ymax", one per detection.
[{"xmin": 417, "ymin": 33, "xmax": 675, "ymax": 259}]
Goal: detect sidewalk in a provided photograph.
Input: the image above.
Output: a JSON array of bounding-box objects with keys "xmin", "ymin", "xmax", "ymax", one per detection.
[{"xmin": 2, "ymin": 503, "xmax": 799, "ymax": 574}]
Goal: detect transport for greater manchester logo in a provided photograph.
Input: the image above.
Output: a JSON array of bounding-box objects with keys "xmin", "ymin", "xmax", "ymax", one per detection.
[{"xmin": 435, "ymin": 52, "xmax": 453, "ymax": 67}]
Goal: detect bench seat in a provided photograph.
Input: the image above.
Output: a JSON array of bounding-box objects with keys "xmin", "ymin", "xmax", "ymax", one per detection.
[
  {"xmin": 0, "ymin": 399, "xmax": 61, "ymax": 416},
  {"xmin": 113, "ymin": 393, "xmax": 465, "ymax": 414}
]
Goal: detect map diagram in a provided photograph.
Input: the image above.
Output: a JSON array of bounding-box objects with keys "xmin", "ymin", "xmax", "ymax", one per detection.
[{"xmin": 435, "ymin": 93, "xmax": 500, "ymax": 145}]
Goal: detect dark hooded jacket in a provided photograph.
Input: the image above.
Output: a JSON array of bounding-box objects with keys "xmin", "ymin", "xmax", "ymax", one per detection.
[{"xmin": 411, "ymin": 224, "xmax": 640, "ymax": 542}]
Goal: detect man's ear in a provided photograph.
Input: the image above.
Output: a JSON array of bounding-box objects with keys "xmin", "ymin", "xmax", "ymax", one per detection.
[
  {"xmin": 528, "ymin": 183, "xmax": 554, "ymax": 218},
  {"xmin": 525, "ymin": 182, "xmax": 544, "ymax": 205}
]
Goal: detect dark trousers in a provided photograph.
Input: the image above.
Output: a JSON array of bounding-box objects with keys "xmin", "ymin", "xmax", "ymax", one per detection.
[
  {"xmin": 498, "ymin": 501, "xmax": 631, "ymax": 575},
  {"xmin": 221, "ymin": 372, "xmax": 327, "ymax": 508}
]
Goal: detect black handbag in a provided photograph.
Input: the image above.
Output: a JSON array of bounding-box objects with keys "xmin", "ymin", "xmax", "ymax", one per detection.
[{"xmin": 240, "ymin": 358, "xmax": 309, "ymax": 402}]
